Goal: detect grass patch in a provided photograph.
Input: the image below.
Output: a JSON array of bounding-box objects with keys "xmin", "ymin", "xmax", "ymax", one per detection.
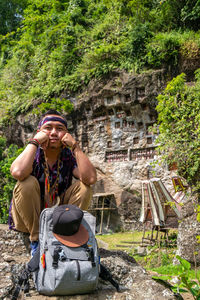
[
  {"xmin": 96, "ymin": 231, "xmax": 145, "ymax": 250},
  {"xmin": 97, "ymin": 230, "xmax": 178, "ymax": 271}
]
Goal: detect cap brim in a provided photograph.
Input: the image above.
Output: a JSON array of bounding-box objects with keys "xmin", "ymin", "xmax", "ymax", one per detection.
[{"xmin": 53, "ymin": 224, "xmax": 89, "ymax": 247}]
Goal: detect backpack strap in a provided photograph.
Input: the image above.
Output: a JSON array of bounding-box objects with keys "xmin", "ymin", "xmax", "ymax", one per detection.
[
  {"xmin": 12, "ymin": 245, "xmax": 40, "ymax": 300},
  {"xmin": 27, "ymin": 244, "xmax": 40, "ymax": 272},
  {"xmin": 99, "ymin": 263, "xmax": 120, "ymax": 292},
  {"xmin": 11, "ymin": 268, "xmax": 31, "ymax": 300}
]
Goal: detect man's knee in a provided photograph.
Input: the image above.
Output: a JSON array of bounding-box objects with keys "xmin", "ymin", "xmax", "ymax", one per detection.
[
  {"xmin": 79, "ymin": 181, "xmax": 92, "ymax": 194},
  {"xmin": 13, "ymin": 175, "xmax": 40, "ymax": 198},
  {"xmin": 64, "ymin": 180, "xmax": 93, "ymax": 210}
]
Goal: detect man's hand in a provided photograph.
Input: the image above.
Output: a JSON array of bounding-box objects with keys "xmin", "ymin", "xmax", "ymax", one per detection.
[
  {"xmin": 33, "ymin": 130, "xmax": 49, "ymax": 150},
  {"xmin": 61, "ymin": 133, "xmax": 76, "ymax": 148},
  {"xmin": 10, "ymin": 130, "xmax": 49, "ymax": 181}
]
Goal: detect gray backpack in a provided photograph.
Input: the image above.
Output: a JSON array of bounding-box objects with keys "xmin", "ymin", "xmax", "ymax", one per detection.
[
  {"xmin": 35, "ymin": 206, "xmax": 99, "ymax": 296},
  {"xmin": 12, "ymin": 207, "xmax": 119, "ymax": 299}
]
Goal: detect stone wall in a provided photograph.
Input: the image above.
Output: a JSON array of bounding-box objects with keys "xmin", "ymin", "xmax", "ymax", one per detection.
[
  {"xmin": 68, "ymin": 69, "xmax": 173, "ymax": 230},
  {"xmin": 175, "ymin": 192, "xmax": 200, "ymax": 265}
]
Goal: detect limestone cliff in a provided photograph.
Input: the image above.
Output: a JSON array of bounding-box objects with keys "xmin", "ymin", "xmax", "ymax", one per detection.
[{"xmin": 2, "ymin": 68, "xmax": 200, "ymax": 265}]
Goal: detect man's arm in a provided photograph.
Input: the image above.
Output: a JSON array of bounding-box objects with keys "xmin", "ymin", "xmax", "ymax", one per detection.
[
  {"xmin": 62, "ymin": 134, "xmax": 97, "ymax": 186},
  {"xmin": 72, "ymin": 145, "xmax": 97, "ymax": 185},
  {"xmin": 10, "ymin": 131, "xmax": 49, "ymax": 181},
  {"xmin": 10, "ymin": 144, "xmax": 38, "ymax": 181}
]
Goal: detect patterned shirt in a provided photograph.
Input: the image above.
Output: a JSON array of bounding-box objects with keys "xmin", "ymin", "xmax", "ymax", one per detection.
[{"xmin": 32, "ymin": 147, "xmax": 77, "ymax": 208}]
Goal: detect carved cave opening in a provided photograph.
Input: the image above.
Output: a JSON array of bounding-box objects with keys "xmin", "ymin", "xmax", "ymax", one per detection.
[
  {"xmin": 137, "ymin": 122, "xmax": 143, "ymax": 130},
  {"xmin": 147, "ymin": 136, "xmax": 153, "ymax": 144},
  {"xmin": 107, "ymin": 96, "xmax": 115, "ymax": 105},
  {"xmin": 136, "ymin": 87, "xmax": 145, "ymax": 101},
  {"xmin": 141, "ymin": 103, "xmax": 148, "ymax": 111},
  {"xmin": 133, "ymin": 137, "xmax": 139, "ymax": 144},
  {"xmin": 125, "ymin": 110, "xmax": 132, "ymax": 116},
  {"xmin": 115, "ymin": 121, "xmax": 121, "ymax": 129},
  {"xmin": 107, "ymin": 141, "xmax": 112, "ymax": 148},
  {"xmin": 115, "ymin": 106, "xmax": 123, "ymax": 113},
  {"xmin": 124, "ymin": 94, "xmax": 131, "ymax": 103},
  {"xmin": 93, "ymin": 106, "xmax": 107, "ymax": 118},
  {"xmin": 88, "ymin": 125, "xmax": 94, "ymax": 131},
  {"xmin": 99, "ymin": 125, "xmax": 105, "ymax": 133},
  {"xmin": 107, "ymin": 108, "xmax": 114, "ymax": 116},
  {"xmin": 146, "ymin": 123, "xmax": 153, "ymax": 134}
]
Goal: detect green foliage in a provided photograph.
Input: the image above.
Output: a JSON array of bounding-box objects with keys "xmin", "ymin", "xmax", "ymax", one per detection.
[
  {"xmin": 156, "ymin": 72, "xmax": 200, "ymax": 192},
  {"xmin": 121, "ymin": 23, "xmax": 153, "ymax": 71},
  {"xmin": 0, "ymin": 0, "xmax": 27, "ymax": 35},
  {"xmin": 146, "ymin": 32, "xmax": 180, "ymax": 67},
  {"xmin": 1, "ymin": 0, "xmax": 200, "ymax": 123},
  {"xmin": 126, "ymin": 0, "xmax": 157, "ymax": 24},
  {"xmin": 181, "ymin": 0, "xmax": 200, "ymax": 30},
  {"xmin": 153, "ymin": 256, "xmax": 200, "ymax": 299},
  {"xmin": 0, "ymin": 136, "xmax": 6, "ymax": 160},
  {"xmin": 0, "ymin": 137, "xmax": 23, "ymax": 223},
  {"xmin": 33, "ymin": 98, "xmax": 74, "ymax": 115},
  {"xmin": 133, "ymin": 244, "xmax": 176, "ymax": 270}
]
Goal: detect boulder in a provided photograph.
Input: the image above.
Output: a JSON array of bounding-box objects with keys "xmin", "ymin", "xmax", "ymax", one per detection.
[{"xmin": 174, "ymin": 192, "xmax": 200, "ymax": 266}]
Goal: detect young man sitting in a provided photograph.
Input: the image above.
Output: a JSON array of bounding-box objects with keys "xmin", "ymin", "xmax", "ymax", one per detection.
[{"xmin": 9, "ymin": 110, "xmax": 97, "ymax": 255}]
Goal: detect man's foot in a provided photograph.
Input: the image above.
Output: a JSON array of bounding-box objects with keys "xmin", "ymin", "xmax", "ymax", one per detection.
[{"xmin": 30, "ymin": 241, "xmax": 39, "ymax": 257}]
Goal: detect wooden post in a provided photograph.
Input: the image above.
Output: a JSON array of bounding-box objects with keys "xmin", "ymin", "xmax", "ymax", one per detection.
[
  {"xmin": 142, "ymin": 223, "xmax": 146, "ymax": 246},
  {"xmin": 99, "ymin": 197, "xmax": 105, "ymax": 234},
  {"xmin": 106, "ymin": 198, "xmax": 112, "ymax": 230}
]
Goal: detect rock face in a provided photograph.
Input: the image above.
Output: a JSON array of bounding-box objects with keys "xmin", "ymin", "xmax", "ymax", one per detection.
[
  {"xmin": 0, "ymin": 225, "xmax": 182, "ymax": 300},
  {"xmin": 2, "ymin": 68, "xmax": 200, "ymax": 264},
  {"xmin": 70, "ymin": 69, "xmax": 172, "ymax": 232},
  {"xmin": 4, "ymin": 69, "xmax": 172, "ymax": 231},
  {"xmin": 175, "ymin": 192, "xmax": 200, "ymax": 265}
]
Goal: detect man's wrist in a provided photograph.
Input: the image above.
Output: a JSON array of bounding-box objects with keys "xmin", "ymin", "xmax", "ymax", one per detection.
[
  {"xmin": 27, "ymin": 138, "xmax": 40, "ymax": 148},
  {"xmin": 71, "ymin": 141, "xmax": 80, "ymax": 153}
]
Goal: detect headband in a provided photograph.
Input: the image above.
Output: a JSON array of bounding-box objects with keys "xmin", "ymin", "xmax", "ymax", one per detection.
[{"xmin": 38, "ymin": 116, "xmax": 68, "ymax": 129}]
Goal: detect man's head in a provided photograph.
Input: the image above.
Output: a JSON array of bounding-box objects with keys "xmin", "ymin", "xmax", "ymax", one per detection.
[
  {"xmin": 38, "ymin": 110, "xmax": 68, "ymax": 149},
  {"xmin": 38, "ymin": 110, "xmax": 68, "ymax": 130}
]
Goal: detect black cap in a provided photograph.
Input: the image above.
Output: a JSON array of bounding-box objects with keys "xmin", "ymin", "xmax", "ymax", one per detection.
[{"xmin": 52, "ymin": 204, "xmax": 89, "ymax": 247}]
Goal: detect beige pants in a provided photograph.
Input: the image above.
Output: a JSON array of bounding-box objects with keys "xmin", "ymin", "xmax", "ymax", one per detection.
[{"xmin": 11, "ymin": 175, "xmax": 92, "ymax": 241}]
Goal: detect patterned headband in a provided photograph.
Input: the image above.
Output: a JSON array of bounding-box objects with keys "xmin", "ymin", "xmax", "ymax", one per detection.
[{"xmin": 38, "ymin": 116, "xmax": 68, "ymax": 129}]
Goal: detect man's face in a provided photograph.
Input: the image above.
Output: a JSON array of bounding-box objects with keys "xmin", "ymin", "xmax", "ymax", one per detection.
[{"xmin": 40, "ymin": 115, "xmax": 67, "ymax": 149}]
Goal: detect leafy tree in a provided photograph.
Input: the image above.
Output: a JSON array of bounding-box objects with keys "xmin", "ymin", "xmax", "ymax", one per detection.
[
  {"xmin": 156, "ymin": 72, "xmax": 200, "ymax": 192},
  {"xmin": 0, "ymin": 0, "xmax": 27, "ymax": 35},
  {"xmin": 125, "ymin": 0, "xmax": 157, "ymax": 24},
  {"xmin": 181, "ymin": 0, "xmax": 200, "ymax": 30}
]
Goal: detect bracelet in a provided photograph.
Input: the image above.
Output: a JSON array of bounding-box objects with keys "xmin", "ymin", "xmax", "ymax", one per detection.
[
  {"xmin": 28, "ymin": 141, "xmax": 39, "ymax": 148},
  {"xmin": 32, "ymin": 138, "xmax": 40, "ymax": 145},
  {"xmin": 28, "ymin": 138, "xmax": 40, "ymax": 148}
]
